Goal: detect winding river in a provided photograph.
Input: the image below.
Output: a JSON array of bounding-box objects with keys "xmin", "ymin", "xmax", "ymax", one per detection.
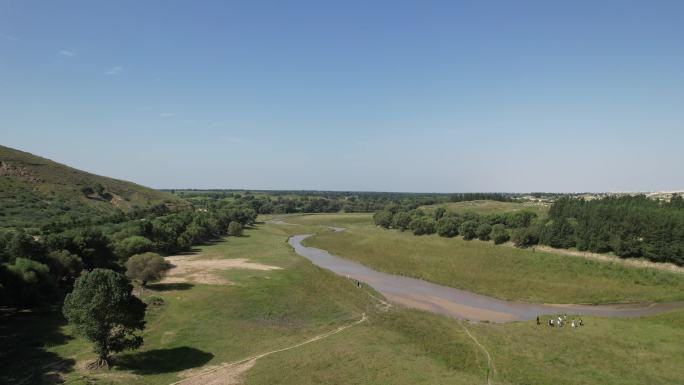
[{"xmin": 287, "ymin": 230, "xmax": 684, "ymax": 322}]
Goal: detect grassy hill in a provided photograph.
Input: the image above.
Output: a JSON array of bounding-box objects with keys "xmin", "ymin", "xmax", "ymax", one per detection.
[
  {"xmin": 421, "ymin": 199, "xmax": 549, "ymax": 217},
  {"xmin": 0, "ymin": 145, "xmax": 184, "ymax": 229}
]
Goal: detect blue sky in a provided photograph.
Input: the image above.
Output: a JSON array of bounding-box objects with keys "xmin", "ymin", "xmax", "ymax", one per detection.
[{"xmin": 1, "ymin": 0, "xmax": 683, "ymax": 192}]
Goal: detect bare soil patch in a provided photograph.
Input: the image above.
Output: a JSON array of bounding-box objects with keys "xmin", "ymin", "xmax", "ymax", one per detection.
[{"xmin": 161, "ymin": 255, "xmax": 281, "ymax": 285}]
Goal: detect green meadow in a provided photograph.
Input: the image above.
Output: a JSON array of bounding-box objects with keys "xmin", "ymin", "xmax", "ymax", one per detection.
[
  {"xmin": 2, "ymin": 223, "xmax": 482, "ymax": 385},
  {"xmin": 4, "ymin": 217, "xmax": 684, "ymax": 385},
  {"xmin": 295, "ymin": 214, "xmax": 684, "ymax": 304}
]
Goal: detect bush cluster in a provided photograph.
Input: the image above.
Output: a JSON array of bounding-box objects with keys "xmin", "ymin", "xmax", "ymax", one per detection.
[
  {"xmin": 373, "ymin": 206, "xmax": 535, "ymax": 245},
  {"xmin": 0, "ymin": 201, "xmax": 257, "ymax": 308},
  {"xmin": 374, "ymin": 195, "xmax": 684, "ymax": 267}
]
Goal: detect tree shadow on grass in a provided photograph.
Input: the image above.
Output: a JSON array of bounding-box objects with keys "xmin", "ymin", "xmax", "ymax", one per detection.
[
  {"xmin": 195, "ymin": 238, "xmax": 228, "ymax": 247},
  {"xmin": 147, "ymin": 282, "xmax": 194, "ymax": 292},
  {"xmin": 0, "ymin": 308, "xmax": 76, "ymax": 385},
  {"xmin": 168, "ymin": 248, "xmax": 201, "ymax": 256},
  {"xmin": 114, "ymin": 347, "xmax": 214, "ymax": 374}
]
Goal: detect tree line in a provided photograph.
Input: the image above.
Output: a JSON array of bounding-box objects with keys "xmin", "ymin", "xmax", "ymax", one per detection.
[
  {"xmin": 177, "ymin": 190, "xmax": 519, "ymax": 215},
  {"xmin": 0, "ymin": 202, "xmax": 256, "ymax": 308},
  {"xmin": 540, "ymin": 195, "xmax": 684, "ymax": 265},
  {"xmin": 373, "ymin": 205, "xmax": 537, "ymax": 245},
  {"xmin": 373, "ymin": 195, "xmax": 684, "ymax": 266}
]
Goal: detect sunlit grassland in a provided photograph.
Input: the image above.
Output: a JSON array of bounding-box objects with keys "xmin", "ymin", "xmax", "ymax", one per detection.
[
  {"xmin": 5, "ymin": 222, "xmax": 481, "ymax": 385},
  {"xmin": 5, "ymin": 219, "xmax": 684, "ymax": 385},
  {"xmin": 41, "ymin": 223, "xmax": 374, "ymax": 384},
  {"xmin": 270, "ymin": 212, "xmax": 374, "ymax": 226},
  {"xmin": 244, "ymin": 313, "xmax": 486, "ymax": 385},
  {"xmin": 421, "ymin": 199, "xmax": 549, "ymax": 217},
  {"xmin": 470, "ymin": 309, "xmax": 684, "ymax": 385},
  {"xmin": 298, "ymin": 214, "xmax": 684, "ymax": 304},
  {"xmin": 248, "ymin": 305, "xmax": 684, "ymax": 385}
]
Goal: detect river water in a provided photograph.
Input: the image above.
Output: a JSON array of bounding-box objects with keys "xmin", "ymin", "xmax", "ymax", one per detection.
[{"xmin": 288, "ymin": 233, "xmax": 684, "ymax": 322}]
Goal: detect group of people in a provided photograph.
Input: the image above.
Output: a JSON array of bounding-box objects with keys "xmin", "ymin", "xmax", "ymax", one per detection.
[{"xmin": 536, "ymin": 314, "xmax": 584, "ymax": 328}]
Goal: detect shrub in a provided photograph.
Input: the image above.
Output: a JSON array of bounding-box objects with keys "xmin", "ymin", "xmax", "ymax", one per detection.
[
  {"xmin": 512, "ymin": 226, "xmax": 540, "ymax": 247},
  {"xmin": 410, "ymin": 217, "xmax": 436, "ymax": 235},
  {"xmin": 373, "ymin": 210, "xmax": 393, "ymax": 228},
  {"xmin": 115, "ymin": 236, "xmax": 154, "ymax": 259},
  {"xmin": 436, "ymin": 217, "xmax": 460, "ymax": 237},
  {"xmin": 392, "ymin": 211, "xmax": 412, "ymax": 231},
  {"xmin": 476, "ymin": 223, "xmax": 492, "ymax": 241},
  {"xmin": 491, "ymin": 224, "xmax": 510, "ymax": 244},
  {"xmin": 459, "ymin": 221, "xmax": 478, "ymax": 240},
  {"xmin": 125, "ymin": 252, "xmax": 171, "ymax": 287},
  {"xmin": 228, "ymin": 221, "xmax": 244, "ymax": 236},
  {"xmin": 144, "ymin": 296, "xmax": 165, "ymax": 306}
]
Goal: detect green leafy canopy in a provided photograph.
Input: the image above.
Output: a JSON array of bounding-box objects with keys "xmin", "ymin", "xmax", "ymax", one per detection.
[{"xmin": 63, "ymin": 269, "xmax": 146, "ymax": 362}]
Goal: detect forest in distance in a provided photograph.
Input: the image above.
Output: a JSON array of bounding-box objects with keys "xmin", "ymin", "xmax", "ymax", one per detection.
[
  {"xmin": 0, "ymin": 145, "xmax": 538, "ymax": 311},
  {"xmin": 2, "ymin": 144, "xmax": 683, "ymax": 385},
  {"xmin": 3, "ymin": 186, "xmax": 683, "ymax": 312},
  {"xmin": 372, "ymin": 195, "xmax": 684, "ymax": 266}
]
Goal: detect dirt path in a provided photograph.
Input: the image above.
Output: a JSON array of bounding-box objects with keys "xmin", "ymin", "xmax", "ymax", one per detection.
[
  {"xmin": 459, "ymin": 322, "xmax": 496, "ymax": 385},
  {"xmin": 169, "ymin": 313, "xmax": 367, "ymax": 385}
]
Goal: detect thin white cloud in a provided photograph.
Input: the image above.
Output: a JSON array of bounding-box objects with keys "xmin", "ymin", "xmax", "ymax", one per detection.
[
  {"xmin": 0, "ymin": 33, "xmax": 18, "ymax": 41},
  {"xmin": 223, "ymin": 136, "xmax": 246, "ymax": 144},
  {"xmin": 160, "ymin": 112, "xmax": 175, "ymax": 117},
  {"xmin": 59, "ymin": 49, "xmax": 76, "ymax": 57},
  {"xmin": 106, "ymin": 66, "xmax": 123, "ymax": 75}
]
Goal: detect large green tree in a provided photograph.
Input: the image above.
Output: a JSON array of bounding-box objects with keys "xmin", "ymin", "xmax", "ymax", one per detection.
[
  {"xmin": 114, "ymin": 236, "xmax": 155, "ymax": 259},
  {"xmin": 63, "ymin": 269, "xmax": 146, "ymax": 368}
]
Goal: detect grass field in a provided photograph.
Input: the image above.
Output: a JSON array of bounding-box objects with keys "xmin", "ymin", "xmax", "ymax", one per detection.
[
  {"xmin": 1, "ymin": 222, "xmax": 485, "ymax": 385},
  {"xmin": 470, "ymin": 310, "xmax": 684, "ymax": 385},
  {"xmin": 3, "ymin": 218, "xmax": 683, "ymax": 385},
  {"xmin": 295, "ymin": 214, "xmax": 684, "ymax": 304},
  {"xmin": 420, "ymin": 199, "xmax": 549, "ymax": 217}
]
